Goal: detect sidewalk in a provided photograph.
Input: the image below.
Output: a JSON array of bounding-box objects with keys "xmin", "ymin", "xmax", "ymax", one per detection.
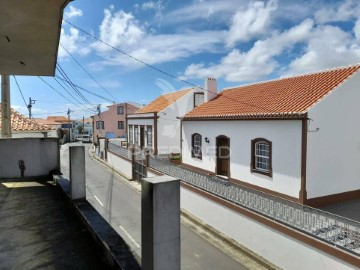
[{"xmin": 0, "ymin": 178, "xmax": 106, "ymax": 270}]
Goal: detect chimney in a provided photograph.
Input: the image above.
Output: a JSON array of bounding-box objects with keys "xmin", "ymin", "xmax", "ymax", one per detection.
[{"xmin": 204, "ymin": 77, "xmax": 217, "ymax": 102}]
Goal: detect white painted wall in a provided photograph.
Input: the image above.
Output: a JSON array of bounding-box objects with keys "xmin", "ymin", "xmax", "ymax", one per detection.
[
  {"xmin": 307, "ymin": 72, "xmax": 360, "ymax": 198},
  {"xmin": 107, "ymin": 152, "xmax": 132, "ymax": 179},
  {"xmin": 157, "ymin": 89, "xmax": 203, "ymax": 154},
  {"xmin": 182, "ymin": 120, "xmax": 302, "ymax": 198},
  {"xmin": 3, "ymin": 131, "xmax": 57, "ymax": 138},
  {"xmin": 0, "ymin": 138, "xmax": 59, "ymax": 178},
  {"xmin": 181, "ymin": 187, "xmax": 357, "ymax": 270},
  {"xmin": 127, "ymin": 119, "xmax": 154, "ymax": 148}
]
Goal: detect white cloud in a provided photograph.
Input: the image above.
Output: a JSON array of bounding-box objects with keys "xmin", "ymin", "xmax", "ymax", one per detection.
[
  {"xmin": 184, "ymin": 19, "xmax": 314, "ymax": 82},
  {"xmin": 141, "ymin": 1, "xmax": 164, "ymax": 17},
  {"xmin": 226, "ymin": 0, "xmax": 278, "ymax": 47},
  {"xmin": 162, "ymin": 0, "xmax": 241, "ymax": 24},
  {"xmin": 92, "ymin": 8, "xmax": 225, "ymax": 68},
  {"xmin": 58, "ymin": 27, "xmax": 91, "ymax": 59},
  {"xmin": 93, "ymin": 8, "xmax": 145, "ymax": 54},
  {"xmin": 354, "ymin": 19, "xmax": 360, "ymax": 40},
  {"xmin": 315, "ymin": 0, "xmax": 360, "ymax": 23},
  {"xmin": 64, "ymin": 6, "xmax": 83, "ymax": 19},
  {"xmin": 287, "ymin": 24, "xmax": 360, "ymax": 75}
]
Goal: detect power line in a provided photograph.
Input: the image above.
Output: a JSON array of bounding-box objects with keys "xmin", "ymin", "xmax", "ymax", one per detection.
[
  {"xmin": 13, "ymin": 76, "xmax": 27, "ymax": 107},
  {"xmin": 60, "ymin": 43, "xmax": 118, "ymax": 102},
  {"xmin": 55, "ymin": 76, "xmax": 113, "ymax": 102},
  {"xmin": 38, "ymin": 76, "xmax": 96, "ymax": 114},
  {"xmin": 12, "ymin": 76, "xmax": 44, "ymax": 129},
  {"xmin": 63, "ymin": 19, "xmax": 280, "ymax": 115},
  {"xmin": 56, "ymin": 63, "xmax": 93, "ymax": 106}
]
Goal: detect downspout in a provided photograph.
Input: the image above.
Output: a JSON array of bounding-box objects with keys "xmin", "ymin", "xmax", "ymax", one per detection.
[
  {"xmin": 154, "ymin": 112, "xmax": 158, "ymax": 155},
  {"xmin": 299, "ymin": 113, "xmax": 308, "ymax": 204}
]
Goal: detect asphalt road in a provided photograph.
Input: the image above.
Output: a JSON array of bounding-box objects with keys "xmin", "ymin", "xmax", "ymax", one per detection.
[{"xmin": 60, "ymin": 142, "xmax": 248, "ymax": 270}]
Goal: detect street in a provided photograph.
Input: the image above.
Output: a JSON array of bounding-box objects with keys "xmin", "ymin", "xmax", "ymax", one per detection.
[{"xmin": 60, "ymin": 142, "xmax": 248, "ymax": 270}]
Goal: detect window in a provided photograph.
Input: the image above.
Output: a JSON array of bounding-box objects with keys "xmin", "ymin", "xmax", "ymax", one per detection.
[
  {"xmin": 146, "ymin": 126, "xmax": 152, "ymax": 148},
  {"xmin": 96, "ymin": 121, "xmax": 104, "ymax": 129},
  {"xmin": 117, "ymin": 106, "xmax": 124, "ymax": 114},
  {"xmin": 129, "ymin": 125, "xmax": 133, "ymax": 145},
  {"xmin": 191, "ymin": 133, "xmax": 202, "ymax": 159},
  {"xmin": 251, "ymin": 138, "xmax": 272, "ymax": 177},
  {"xmin": 194, "ymin": 93, "xmax": 204, "ymax": 108},
  {"xmin": 134, "ymin": 126, "xmax": 139, "ymax": 146},
  {"xmin": 118, "ymin": 121, "xmax": 124, "ymax": 129}
]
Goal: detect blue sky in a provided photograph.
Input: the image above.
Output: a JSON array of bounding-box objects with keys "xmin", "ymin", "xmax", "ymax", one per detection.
[{"xmin": 9, "ymin": 0, "xmax": 360, "ymax": 119}]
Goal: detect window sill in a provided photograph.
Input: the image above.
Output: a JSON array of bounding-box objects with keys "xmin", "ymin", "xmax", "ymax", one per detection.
[{"xmin": 251, "ymin": 169, "xmax": 272, "ymax": 178}]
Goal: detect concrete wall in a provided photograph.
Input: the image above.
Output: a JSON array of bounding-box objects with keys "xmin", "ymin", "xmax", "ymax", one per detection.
[
  {"xmin": 107, "ymin": 152, "xmax": 132, "ymax": 179},
  {"xmin": 307, "ymin": 71, "xmax": 360, "ymax": 198},
  {"xmin": 182, "ymin": 120, "xmax": 302, "ymax": 198},
  {"xmin": 181, "ymin": 186, "xmax": 357, "ymax": 270},
  {"xmin": 0, "ymin": 138, "xmax": 59, "ymax": 178}
]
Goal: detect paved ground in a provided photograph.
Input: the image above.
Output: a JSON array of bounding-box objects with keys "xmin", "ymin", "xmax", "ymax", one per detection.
[
  {"xmin": 321, "ymin": 199, "xmax": 360, "ymax": 222},
  {"xmin": 0, "ymin": 178, "xmax": 106, "ymax": 270},
  {"xmin": 60, "ymin": 142, "xmax": 256, "ymax": 270}
]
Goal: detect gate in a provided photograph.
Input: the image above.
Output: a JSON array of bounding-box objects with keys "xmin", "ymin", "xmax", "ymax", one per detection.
[{"xmin": 133, "ymin": 151, "xmax": 147, "ymax": 182}]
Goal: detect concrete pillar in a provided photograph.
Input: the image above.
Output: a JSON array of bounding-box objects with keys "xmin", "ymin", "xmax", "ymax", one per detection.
[
  {"xmin": 141, "ymin": 176, "xmax": 180, "ymax": 270},
  {"xmin": 69, "ymin": 146, "xmax": 86, "ymax": 200},
  {"xmin": 1, "ymin": 75, "xmax": 12, "ymax": 138}
]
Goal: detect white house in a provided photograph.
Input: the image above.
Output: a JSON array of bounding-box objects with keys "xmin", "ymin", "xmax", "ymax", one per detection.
[
  {"xmin": 127, "ymin": 78, "xmax": 217, "ymax": 155},
  {"xmin": 181, "ymin": 65, "xmax": 360, "ymax": 206}
]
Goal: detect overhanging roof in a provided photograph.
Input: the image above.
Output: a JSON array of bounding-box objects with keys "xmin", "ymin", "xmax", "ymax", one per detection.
[{"xmin": 0, "ymin": 0, "xmax": 71, "ymax": 76}]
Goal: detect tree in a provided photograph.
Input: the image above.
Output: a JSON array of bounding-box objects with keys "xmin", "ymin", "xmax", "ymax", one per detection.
[{"xmin": 77, "ymin": 125, "xmax": 84, "ymax": 134}]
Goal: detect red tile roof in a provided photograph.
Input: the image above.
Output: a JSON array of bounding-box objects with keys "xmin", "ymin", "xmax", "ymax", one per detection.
[
  {"xmin": 47, "ymin": 116, "xmax": 70, "ymax": 123},
  {"xmin": 184, "ymin": 65, "xmax": 360, "ymax": 120},
  {"xmin": 0, "ymin": 107, "xmax": 51, "ymax": 131},
  {"xmin": 136, "ymin": 88, "xmax": 192, "ymax": 114}
]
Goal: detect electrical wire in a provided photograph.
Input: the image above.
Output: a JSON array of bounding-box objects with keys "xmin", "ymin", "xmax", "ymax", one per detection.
[
  {"xmin": 56, "ymin": 64, "xmax": 93, "ymax": 106},
  {"xmin": 38, "ymin": 76, "xmax": 96, "ymax": 115},
  {"xmin": 13, "ymin": 76, "xmax": 27, "ymax": 107},
  {"xmin": 55, "ymin": 76, "xmax": 113, "ymax": 103},
  {"xmin": 60, "ymin": 43, "xmax": 118, "ymax": 102},
  {"xmin": 63, "ymin": 19, "xmax": 279, "ymax": 115}
]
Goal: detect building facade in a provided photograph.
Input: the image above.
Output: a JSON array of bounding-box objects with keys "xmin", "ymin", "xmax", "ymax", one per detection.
[
  {"xmin": 92, "ymin": 102, "xmax": 142, "ymax": 140},
  {"xmin": 127, "ymin": 78, "xmax": 217, "ymax": 155},
  {"xmin": 182, "ymin": 65, "xmax": 360, "ymax": 206}
]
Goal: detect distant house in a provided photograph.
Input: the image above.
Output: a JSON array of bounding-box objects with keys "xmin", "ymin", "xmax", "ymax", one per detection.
[
  {"xmin": 0, "ymin": 107, "xmax": 54, "ymax": 138},
  {"xmin": 181, "ymin": 65, "xmax": 360, "ymax": 206},
  {"xmin": 127, "ymin": 78, "xmax": 217, "ymax": 155},
  {"xmin": 46, "ymin": 116, "xmax": 72, "ymax": 139},
  {"xmin": 92, "ymin": 102, "xmax": 142, "ymax": 140},
  {"xmin": 71, "ymin": 118, "xmax": 93, "ymax": 140}
]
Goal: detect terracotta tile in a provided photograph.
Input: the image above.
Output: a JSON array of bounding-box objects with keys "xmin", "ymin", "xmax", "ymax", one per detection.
[
  {"xmin": 136, "ymin": 88, "xmax": 192, "ymax": 113},
  {"xmin": 185, "ymin": 65, "xmax": 360, "ymax": 119}
]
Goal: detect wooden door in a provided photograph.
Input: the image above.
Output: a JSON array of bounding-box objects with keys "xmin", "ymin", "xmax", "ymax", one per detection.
[{"xmin": 216, "ymin": 136, "xmax": 230, "ymax": 177}]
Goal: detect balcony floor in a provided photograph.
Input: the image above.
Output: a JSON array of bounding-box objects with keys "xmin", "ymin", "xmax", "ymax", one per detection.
[{"xmin": 0, "ymin": 178, "xmax": 105, "ymax": 269}]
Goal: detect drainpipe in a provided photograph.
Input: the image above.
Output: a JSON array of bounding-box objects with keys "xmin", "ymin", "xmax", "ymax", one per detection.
[{"xmin": 1, "ymin": 75, "xmax": 12, "ymax": 138}]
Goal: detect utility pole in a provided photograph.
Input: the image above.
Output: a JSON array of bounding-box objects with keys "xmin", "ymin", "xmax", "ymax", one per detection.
[
  {"xmin": 67, "ymin": 108, "xmax": 71, "ymax": 142},
  {"xmin": 27, "ymin": 97, "xmax": 36, "ymax": 119},
  {"xmin": 82, "ymin": 116, "xmax": 85, "ymax": 135},
  {"xmin": 97, "ymin": 104, "xmax": 101, "ymax": 136},
  {"xmin": 1, "ymin": 75, "xmax": 11, "ymax": 138}
]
